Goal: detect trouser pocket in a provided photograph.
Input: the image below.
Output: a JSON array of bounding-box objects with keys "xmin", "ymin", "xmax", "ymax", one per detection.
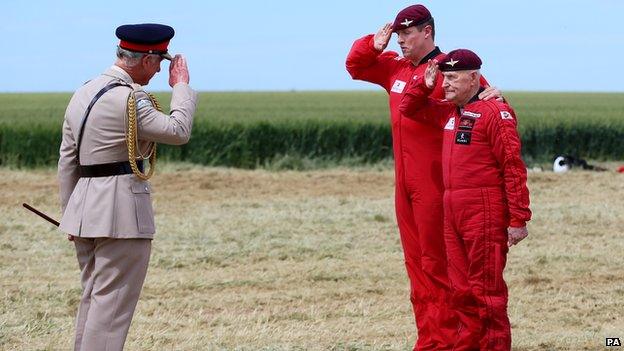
[{"xmin": 131, "ymin": 181, "xmax": 155, "ymax": 234}]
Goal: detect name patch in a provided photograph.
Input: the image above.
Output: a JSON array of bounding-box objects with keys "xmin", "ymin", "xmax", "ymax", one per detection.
[
  {"xmin": 391, "ymin": 80, "xmax": 406, "ymax": 93},
  {"xmin": 462, "ymin": 110, "xmax": 481, "ymax": 118},
  {"xmin": 455, "ymin": 131, "xmax": 471, "ymax": 145}
]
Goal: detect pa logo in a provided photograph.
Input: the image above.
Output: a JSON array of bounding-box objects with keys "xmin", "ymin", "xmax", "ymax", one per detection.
[{"xmin": 606, "ymin": 337, "xmax": 622, "ymax": 347}]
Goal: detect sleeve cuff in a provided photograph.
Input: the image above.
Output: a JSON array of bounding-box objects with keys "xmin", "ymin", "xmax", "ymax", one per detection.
[
  {"xmin": 509, "ymin": 219, "xmax": 526, "ymax": 228},
  {"xmin": 367, "ymin": 36, "xmax": 382, "ymax": 53},
  {"xmin": 418, "ymin": 76, "xmax": 434, "ymax": 93}
]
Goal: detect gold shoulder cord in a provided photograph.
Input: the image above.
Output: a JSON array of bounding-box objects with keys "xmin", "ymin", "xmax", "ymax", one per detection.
[{"xmin": 126, "ymin": 91, "xmax": 162, "ymax": 180}]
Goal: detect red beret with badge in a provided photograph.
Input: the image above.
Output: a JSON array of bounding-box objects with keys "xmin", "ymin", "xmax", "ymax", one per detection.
[
  {"xmin": 392, "ymin": 4, "xmax": 433, "ymax": 32},
  {"xmin": 438, "ymin": 49, "xmax": 482, "ymax": 72}
]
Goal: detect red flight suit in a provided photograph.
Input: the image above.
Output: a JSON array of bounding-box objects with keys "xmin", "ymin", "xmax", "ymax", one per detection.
[
  {"xmin": 400, "ymin": 77, "xmax": 532, "ymax": 351},
  {"xmin": 346, "ymin": 34, "xmax": 456, "ymax": 350}
]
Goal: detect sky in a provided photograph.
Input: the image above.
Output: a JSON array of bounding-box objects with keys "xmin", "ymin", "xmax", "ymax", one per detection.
[{"xmin": 3, "ymin": 0, "xmax": 623, "ymax": 92}]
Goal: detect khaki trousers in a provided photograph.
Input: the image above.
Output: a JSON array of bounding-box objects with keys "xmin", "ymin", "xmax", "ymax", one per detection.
[{"xmin": 73, "ymin": 237, "xmax": 151, "ymax": 351}]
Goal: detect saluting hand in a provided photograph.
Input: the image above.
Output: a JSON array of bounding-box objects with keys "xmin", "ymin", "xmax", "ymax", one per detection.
[
  {"xmin": 169, "ymin": 54, "xmax": 190, "ymax": 87},
  {"xmin": 507, "ymin": 226, "xmax": 528, "ymax": 247},
  {"xmin": 424, "ymin": 59, "xmax": 438, "ymax": 89},
  {"xmin": 373, "ymin": 23, "xmax": 393, "ymax": 51}
]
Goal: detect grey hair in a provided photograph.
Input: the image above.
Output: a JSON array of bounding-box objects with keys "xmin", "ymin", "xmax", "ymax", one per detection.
[
  {"xmin": 116, "ymin": 46, "xmax": 144, "ymax": 67},
  {"xmin": 463, "ymin": 69, "xmax": 481, "ymax": 79}
]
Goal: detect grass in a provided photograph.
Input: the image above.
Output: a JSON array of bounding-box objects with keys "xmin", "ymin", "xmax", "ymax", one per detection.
[
  {"xmin": 1, "ymin": 91, "xmax": 623, "ymax": 127},
  {"xmin": 0, "ymin": 91, "xmax": 390, "ymax": 127},
  {"xmin": 1, "ymin": 91, "xmax": 624, "ymax": 168},
  {"xmin": 1, "ymin": 163, "xmax": 623, "ymax": 350}
]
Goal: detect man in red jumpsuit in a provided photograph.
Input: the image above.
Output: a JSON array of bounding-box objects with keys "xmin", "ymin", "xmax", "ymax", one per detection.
[
  {"xmin": 346, "ymin": 5, "xmax": 498, "ymax": 350},
  {"xmin": 399, "ymin": 49, "xmax": 532, "ymax": 351}
]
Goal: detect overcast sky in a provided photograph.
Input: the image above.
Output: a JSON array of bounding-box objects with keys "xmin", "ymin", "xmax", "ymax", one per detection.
[{"xmin": 3, "ymin": 0, "xmax": 623, "ymax": 92}]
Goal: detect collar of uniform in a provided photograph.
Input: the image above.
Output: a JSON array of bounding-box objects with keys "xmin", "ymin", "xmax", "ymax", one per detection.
[
  {"xmin": 104, "ymin": 65, "xmax": 134, "ymax": 84},
  {"xmin": 418, "ymin": 46, "xmax": 442, "ymax": 66},
  {"xmin": 468, "ymin": 86, "xmax": 486, "ymax": 104}
]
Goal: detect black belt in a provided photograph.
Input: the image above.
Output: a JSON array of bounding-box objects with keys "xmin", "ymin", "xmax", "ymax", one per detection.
[{"xmin": 78, "ymin": 160, "xmax": 144, "ymax": 178}]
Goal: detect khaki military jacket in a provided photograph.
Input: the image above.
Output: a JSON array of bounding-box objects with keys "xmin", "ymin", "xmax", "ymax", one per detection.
[{"xmin": 58, "ymin": 66, "xmax": 197, "ymax": 238}]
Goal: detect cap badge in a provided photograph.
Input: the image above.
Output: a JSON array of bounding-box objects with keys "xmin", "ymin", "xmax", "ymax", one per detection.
[
  {"xmin": 446, "ymin": 59, "xmax": 459, "ymax": 67},
  {"xmin": 401, "ymin": 19, "xmax": 413, "ymax": 27}
]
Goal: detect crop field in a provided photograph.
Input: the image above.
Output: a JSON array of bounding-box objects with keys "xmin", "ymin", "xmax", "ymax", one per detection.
[
  {"xmin": 0, "ymin": 91, "xmax": 623, "ymax": 168},
  {"xmin": 0, "ymin": 164, "xmax": 623, "ymax": 350},
  {"xmin": 1, "ymin": 91, "xmax": 624, "ymax": 126}
]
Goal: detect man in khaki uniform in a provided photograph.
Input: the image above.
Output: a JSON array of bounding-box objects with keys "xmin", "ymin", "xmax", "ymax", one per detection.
[{"xmin": 57, "ymin": 23, "xmax": 198, "ymax": 351}]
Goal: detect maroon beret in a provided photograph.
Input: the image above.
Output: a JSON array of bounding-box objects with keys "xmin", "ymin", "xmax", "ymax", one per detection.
[
  {"xmin": 392, "ymin": 5, "xmax": 432, "ymax": 32},
  {"xmin": 438, "ymin": 49, "xmax": 482, "ymax": 72}
]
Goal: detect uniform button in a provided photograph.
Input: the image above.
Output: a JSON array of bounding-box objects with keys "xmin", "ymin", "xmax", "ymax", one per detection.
[{"xmin": 144, "ymin": 186, "xmax": 149, "ymax": 191}]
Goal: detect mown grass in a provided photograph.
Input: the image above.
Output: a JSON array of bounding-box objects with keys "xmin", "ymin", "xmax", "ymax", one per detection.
[{"xmin": 1, "ymin": 164, "xmax": 623, "ymax": 350}]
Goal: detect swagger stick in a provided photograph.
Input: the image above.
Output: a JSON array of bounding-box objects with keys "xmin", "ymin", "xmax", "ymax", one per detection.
[{"xmin": 22, "ymin": 203, "xmax": 60, "ymax": 227}]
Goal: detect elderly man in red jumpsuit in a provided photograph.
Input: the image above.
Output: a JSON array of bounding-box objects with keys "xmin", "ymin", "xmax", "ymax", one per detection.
[
  {"xmin": 346, "ymin": 4, "xmax": 499, "ymax": 350},
  {"xmin": 399, "ymin": 49, "xmax": 531, "ymax": 351}
]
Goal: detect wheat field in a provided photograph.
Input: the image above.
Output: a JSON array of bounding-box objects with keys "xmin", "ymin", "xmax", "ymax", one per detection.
[{"xmin": 1, "ymin": 164, "xmax": 623, "ymax": 350}]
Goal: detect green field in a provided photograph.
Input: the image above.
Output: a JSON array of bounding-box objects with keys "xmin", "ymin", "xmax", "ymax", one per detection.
[
  {"xmin": 0, "ymin": 91, "xmax": 623, "ymax": 167},
  {"xmin": 2, "ymin": 91, "xmax": 624, "ymax": 126}
]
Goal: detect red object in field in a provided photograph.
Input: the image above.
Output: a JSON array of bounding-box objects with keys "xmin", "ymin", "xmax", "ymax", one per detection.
[{"xmin": 618, "ymin": 166, "xmax": 624, "ymax": 173}]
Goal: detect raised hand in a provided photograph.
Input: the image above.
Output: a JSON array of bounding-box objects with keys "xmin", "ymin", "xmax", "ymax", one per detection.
[
  {"xmin": 169, "ymin": 54, "xmax": 190, "ymax": 87},
  {"xmin": 373, "ymin": 23, "xmax": 393, "ymax": 51},
  {"xmin": 424, "ymin": 59, "xmax": 439, "ymax": 89}
]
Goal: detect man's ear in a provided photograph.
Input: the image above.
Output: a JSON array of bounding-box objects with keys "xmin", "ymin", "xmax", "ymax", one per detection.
[
  {"xmin": 140, "ymin": 54, "xmax": 151, "ymax": 68},
  {"xmin": 471, "ymin": 71, "xmax": 480, "ymax": 84},
  {"xmin": 423, "ymin": 25, "xmax": 432, "ymax": 39}
]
